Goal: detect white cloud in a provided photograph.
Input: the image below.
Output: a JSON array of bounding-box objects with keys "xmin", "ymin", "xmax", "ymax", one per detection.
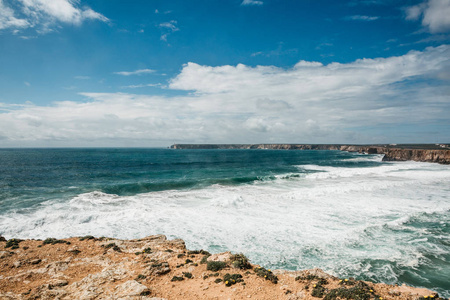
[
  {"xmin": 159, "ymin": 20, "xmax": 179, "ymax": 31},
  {"xmin": 74, "ymin": 75, "xmax": 90, "ymax": 80},
  {"xmin": 244, "ymin": 117, "xmax": 269, "ymax": 132},
  {"xmin": 0, "ymin": 0, "xmax": 29, "ymax": 30},
  {"xmin": 158, "ymin": 20, "xmax": 179, "ymax": 42},
  {"xmin": 348, "ymin": 0, "xmax": 385, "ymax": 6},
  {"xmin": 0, "ymin": 46, "xmax": 449, "ymax": 146},
  {"xmin": 406, "ymin": 0, "xmax": 450, "ymax": 33},
  {"xmin": 170, "ymin": 46, "xmax": 449, "ymax": 97},
  {"xmin": 160, "ymin": 33, "xmax": 168, "ymax": 42},
  {"xmin": 344, "ymin": 15, "xmax": 380, "ymax": 21},
  {"xmin": 251, "ymin": 43, "xmax": 298, "ymax": 57},
  {"xmin": 114, "ymin": 69, "xmax": 156, "ymax": 76},
  {"xmin": 256, "ymin": 98, "xmax": 292, "ymax": 111},
  {"xmin": 121, "ymin": 83, "xmax": 162, "ymax": 89},
  {"xmin": 0, "ymin": 0, "xmax": 108, "ymax": 33},
  {"xmin": 241, "ymin": 0, "xmax": 263, "ymax": 6}
]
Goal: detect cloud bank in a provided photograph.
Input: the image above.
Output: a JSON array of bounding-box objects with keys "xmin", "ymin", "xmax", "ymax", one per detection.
[{"xmin": 0, "ymin": 45, "xmax": 449, "ymax": 146}]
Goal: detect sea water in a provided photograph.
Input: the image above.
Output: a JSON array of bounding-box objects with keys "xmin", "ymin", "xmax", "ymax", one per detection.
[{"xmin": 0, "ymin": 148, "xmax": 448, "ymax": 296}]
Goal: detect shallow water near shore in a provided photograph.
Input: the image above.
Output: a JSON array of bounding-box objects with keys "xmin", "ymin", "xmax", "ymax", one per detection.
[{"xmin": 0, "ymin": 148, "xmax": 449, "ymax": 296}]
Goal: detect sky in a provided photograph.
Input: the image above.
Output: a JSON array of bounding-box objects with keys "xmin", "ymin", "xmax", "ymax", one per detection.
[{"xmin": 0, "ymin": 0, "xmax": 449, "ymax": 147}]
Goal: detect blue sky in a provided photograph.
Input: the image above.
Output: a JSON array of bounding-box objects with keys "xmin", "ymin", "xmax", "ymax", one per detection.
[{"xmin": 0, "ymin": 0, "xmax": 449, "ymax": 147}]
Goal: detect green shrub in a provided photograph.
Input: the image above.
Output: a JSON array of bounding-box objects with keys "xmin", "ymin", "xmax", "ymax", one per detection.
[
  {"xmin": 79, "ymin": 235, "xmax": 95, "ymax": 241},
  {"xmin": 223, "ymin": 273, "xmax": 244, "ymax": 286},
  {"xmin": 171, "ymin": 276, "xmax": 184, "ymax": 282},
  {"xmin": 207, "ymin": 261, "xmax": 227, "ymax": 272},
  {"xmin": 188, "ymin": 249, "xmax": 211, "ymax": 255},
  {"xmin": 5, "ymin": 239, "xmax": 23, "ymax": 249},
  {"xmin": 296, "ymin": 274, "xmax": 321, "ymax": 281},
  {"xmin": 200, "ymin": 254, "xmax": 211, "ymax": 264},
  {"xmin": 230, "ymin": 253, "xmax": 251, "ymax": 269},
  {"xmin": 103, "ymin": 243, "xmax": 121, "ymax": 252},
  {"xmin": 42, "ymin": 238, "xmax": 70, "ymax": 245},
  {"xmin": 254, "ymin": 267, "xmax": 278, "ymax": 284},
  {"xmin": 68, "ymin": 249, "xmax": 81, "ymax": 255},
  {"xmin": 324, "ymin": 281, "xmax": 376, "ymax": 300},
  {"xmin": 312, "ymin": 284, "xmax": 326, "ymax": 298},
  {"xmin": 418, "ymin": 294, "xmax": 441, "ymax": 300},
  {"xmin": 339, "ymin": 278, "xmax": 356, "ymax": 286}
]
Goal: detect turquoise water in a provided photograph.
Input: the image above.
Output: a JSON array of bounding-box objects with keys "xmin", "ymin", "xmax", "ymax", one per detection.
[{"xmin": 0, "ymin": 148, "xmax": 449, "ymax": 296}]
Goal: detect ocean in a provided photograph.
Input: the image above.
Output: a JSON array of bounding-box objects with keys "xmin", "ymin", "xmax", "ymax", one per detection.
[{"xmin": 0, "ymin": 148, "xmax": 449, "ymax": 296}]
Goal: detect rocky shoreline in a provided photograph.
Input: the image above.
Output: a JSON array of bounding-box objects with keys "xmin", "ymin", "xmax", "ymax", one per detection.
[
  {"xmin": 170, "ymin": 144, "xmax": 450, "ymax": 164},
  {"xmin": 0, "ymin": 235, "xmax": 446, "ymax": 300}
]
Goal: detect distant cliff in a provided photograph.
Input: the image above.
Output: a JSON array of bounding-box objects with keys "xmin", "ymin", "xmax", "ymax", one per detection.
[
  {"xmin": 170, "ymin": 144, "xmax": 450, "ymax": 164},
  {"xmin": 171, "ymin": 144, "xmax": 342, "ymax": 150}
]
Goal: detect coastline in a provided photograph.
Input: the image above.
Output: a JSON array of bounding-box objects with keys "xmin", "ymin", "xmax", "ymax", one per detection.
[
  {"xmin": 170, "ymin": 144, "xmax": 450, "ymax": 164},
  {"xmin": 0, "ymin": 235, "xmax": 445, "ymax": 300}
]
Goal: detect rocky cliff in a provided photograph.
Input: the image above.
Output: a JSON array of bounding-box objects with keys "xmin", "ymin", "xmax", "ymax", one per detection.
[
  {"xmin": 339, "ymin": 146, "xmax": 450, "ymax": 164},
  {"xmin": 170, "ymin": 144, "xmax": 450, "ymax": 164},
  {"xmin": 0, "ymin": 235, "xmax": 443, "ymax": 300}
]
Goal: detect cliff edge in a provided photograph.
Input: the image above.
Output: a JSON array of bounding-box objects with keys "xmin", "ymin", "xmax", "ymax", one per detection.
[
  {"xmin": 0, "ymin": 235, "xmax": 445, "ymax": 300},
  {"xmin": 339, "ymin": 146, "xmax": 450, "ymax": 164}
]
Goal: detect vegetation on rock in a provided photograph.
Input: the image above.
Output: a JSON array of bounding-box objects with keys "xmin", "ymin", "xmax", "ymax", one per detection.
[
  {"xmin": 5, "ymin": 239, "xmax": 23, "ymax": 249},
  {"xmin": 171, "ymin": 276, "xmax": 184, "ymax": 282},
  {"xmin": 223, "ymin": 273, "xmax": 244, "ymax": 287},
  {"xmin": 324, "ymin": 281, "xmax": 377, "ymax": 300},
  {"xmin": 230, "ymin": 253, "xmax": 252, "ymax": 269},
  {"xmin": 43, "ymin": 238, "xmax": 70, "ymax": 245},
  {"xmin": 254, "ymin": 266, "xmax": 278, "ymax": 284},
  {"xmin": 79, "ymin": 235, "xmax": 96, "ymax": 241},
  {"xmin": 207, "ymin": 261, "xmax": 227, "ymax": 272}
]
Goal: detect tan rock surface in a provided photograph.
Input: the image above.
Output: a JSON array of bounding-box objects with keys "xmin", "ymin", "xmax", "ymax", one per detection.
[{"xmin": 0, "ymin": 235, "xmax": 443, "ymax": 300}]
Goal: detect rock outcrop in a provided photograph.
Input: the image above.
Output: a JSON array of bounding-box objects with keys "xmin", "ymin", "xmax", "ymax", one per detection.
[
  {"xmin": 0, "ymin": 235, "xmax": 445, "ymax": 300},
  {"xmin": 339, "ymin": 146, "xmax": 450, "ymax": 164}
]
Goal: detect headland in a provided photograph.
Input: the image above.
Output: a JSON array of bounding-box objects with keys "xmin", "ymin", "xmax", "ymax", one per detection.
[{"xmin": 170, "ymin": 144, "xmax": 450, "ymax": 164}]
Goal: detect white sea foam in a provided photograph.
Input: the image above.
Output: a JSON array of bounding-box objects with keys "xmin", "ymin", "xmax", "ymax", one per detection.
[
  {"xmin": 343, "ymin": 154, "xmax": 384, "ymax": 162},
  {"xmin": 0, "ymin": 159, "xmax": 449, "ymax": 294}
]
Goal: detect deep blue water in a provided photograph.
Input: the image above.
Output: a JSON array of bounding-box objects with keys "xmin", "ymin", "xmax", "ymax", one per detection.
[{"xmin": 0, "ymin": 148, "xmax": 376, "ymax": 211}]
